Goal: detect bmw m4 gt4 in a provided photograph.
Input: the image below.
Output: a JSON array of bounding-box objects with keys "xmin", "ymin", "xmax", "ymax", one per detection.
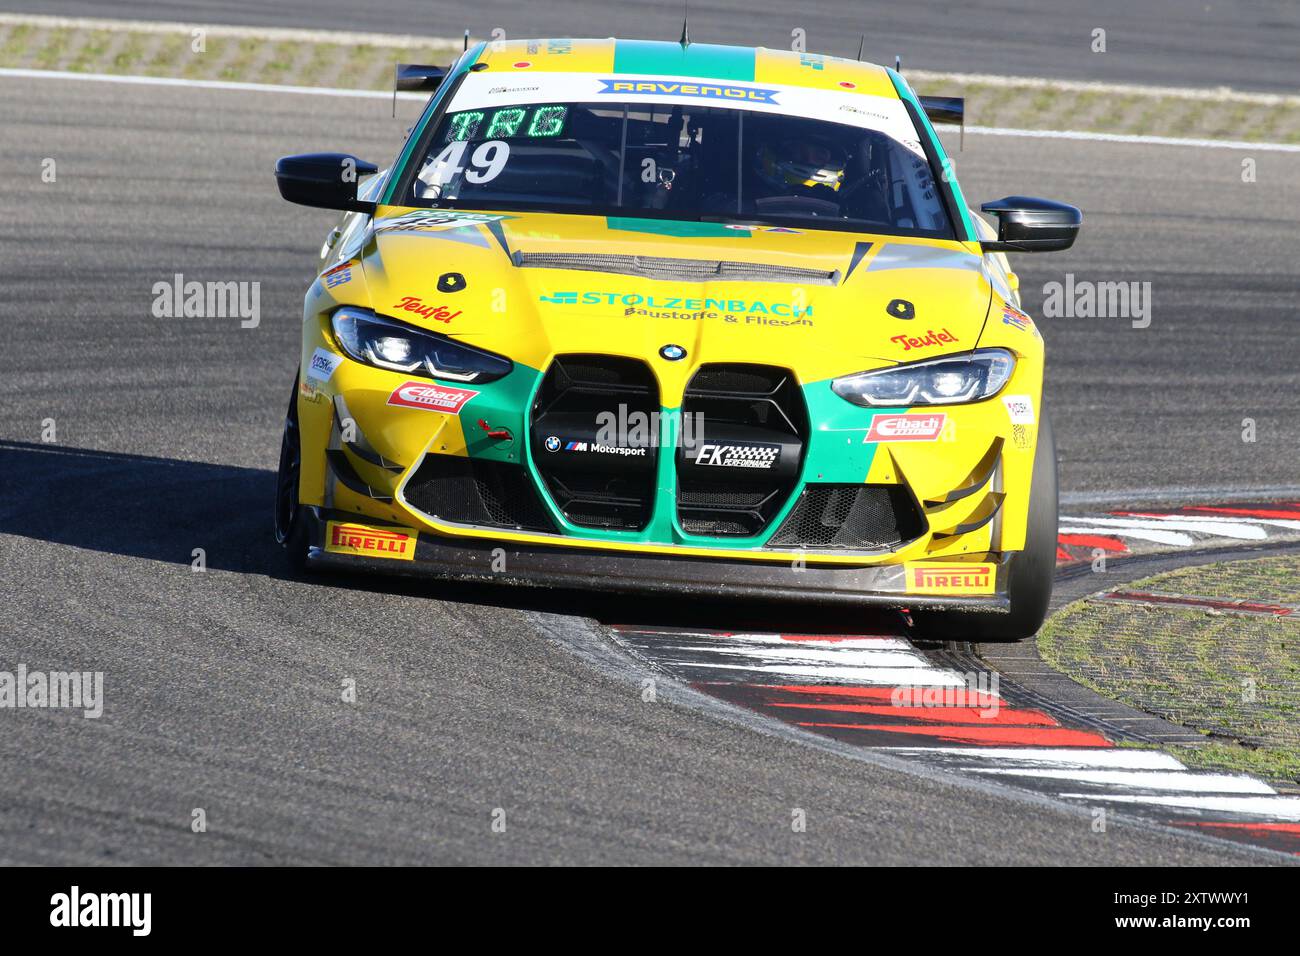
[{"xmin": 273, "ymin": 38, "xmax": 1081, "ymax": 640}]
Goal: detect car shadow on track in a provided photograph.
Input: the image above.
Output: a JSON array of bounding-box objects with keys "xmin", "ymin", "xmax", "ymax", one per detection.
[{"xmin": 0, "ymin": 439, "xmax": 907, "ymax": 636}]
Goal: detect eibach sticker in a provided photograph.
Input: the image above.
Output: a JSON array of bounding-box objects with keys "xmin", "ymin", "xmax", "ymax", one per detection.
[
  {"xmin": 386, "ymin": 381, "xmax": 479, "ymax": 413},
  {"xmin": 865, "ymin": 413, "xmax": 946, "ymax": 442}
]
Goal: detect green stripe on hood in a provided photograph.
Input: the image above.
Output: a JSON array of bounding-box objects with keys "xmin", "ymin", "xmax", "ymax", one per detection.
[{"xmin": 612, "ymin": 40, "xmax": 755, "ymax": 80}]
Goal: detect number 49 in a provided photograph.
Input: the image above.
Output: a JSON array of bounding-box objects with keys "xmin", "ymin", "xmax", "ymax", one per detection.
[{"xmin": 421, "ymin": 139, "xmax": 510, "ymax": 188}]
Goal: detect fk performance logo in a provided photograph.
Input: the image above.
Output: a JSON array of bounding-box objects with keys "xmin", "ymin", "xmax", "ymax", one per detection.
[{"xmin": 694, "ymin": 443, "xmax": 780, "ymax": 469}]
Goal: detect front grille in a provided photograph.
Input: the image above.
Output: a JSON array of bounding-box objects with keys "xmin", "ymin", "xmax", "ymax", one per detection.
[
  {"xmin": 677, "ymin": 363, "xmax": 808, "ymax": 537},
  {"xmin": 766, "ymin": 484, "xmax": 925, "ymax": 550},
  {"xmin": 530, "ymin": 355, "xmax": 659, "ymax": 531},
  {"xmin": 678, "ymin": 482, "xmax": 784, "ymax": 535},
  {"xmin": 403, "ymin": 454, "xmax": 555, "ymax": 531},
  {"xmin": 538, "ymin": 472, "xmax": 651, "ymax": 530},
  {"xmin": 516, "ymin": 252, "xmax": 837, "ymax": 286}
]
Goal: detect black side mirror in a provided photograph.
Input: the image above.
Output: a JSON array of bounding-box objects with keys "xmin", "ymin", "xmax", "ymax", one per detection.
[
  {"xmin": 395, "ymin": 63, "xmax": 448, "ymax": 92},
  {"xmin": 392, "ymin": 64, "xmax": 449, "ymax": 116},
  {"xmin": 919, "ymin": 95, "xmax": 963, "ymax": 127},
  {"xmin": 275, "ymin": 153, "xmax": 379, "ymax": 213},
  {"xmin": 979, "ymin": 196, "xmax": 1082, "ymax": 253}
]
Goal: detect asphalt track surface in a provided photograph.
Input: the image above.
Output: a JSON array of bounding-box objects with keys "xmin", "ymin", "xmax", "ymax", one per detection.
[
  {"xmin": 0, "ymin": 74, "xmax": 1297, "ymax": 864},
  {"xmin": 9, "ymin": 0, "xmax": 1300, "ymax": 91}
]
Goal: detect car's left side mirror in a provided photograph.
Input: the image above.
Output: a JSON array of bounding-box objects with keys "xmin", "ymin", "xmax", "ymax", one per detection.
[
  {"xmin": 979, "ymin": 196, "xmax": 1082, "ymax": 253},
  {"xmin": 275, "ymin": 153, "xmax": 379, "ymax": 213}
]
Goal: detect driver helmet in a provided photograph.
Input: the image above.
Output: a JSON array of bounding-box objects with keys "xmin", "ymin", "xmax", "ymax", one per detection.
[{"xmin": 754, "ymin": 137, "xmax": 846, "ymax": 194}]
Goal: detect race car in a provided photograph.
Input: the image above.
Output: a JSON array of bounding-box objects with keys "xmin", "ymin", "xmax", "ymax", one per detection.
[{"xmin": 273, "ymin": 37, "xmax": 1081, "ymax": 639}]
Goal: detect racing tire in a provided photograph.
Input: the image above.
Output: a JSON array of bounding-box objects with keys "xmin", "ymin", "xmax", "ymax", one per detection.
[
  {"xmin": 274, "ymin": 375, "xmax": 311, "ymax": 575},
  {"xmin": 910, "ymin": 411, "xmax": 1058, "ymax": 643}
]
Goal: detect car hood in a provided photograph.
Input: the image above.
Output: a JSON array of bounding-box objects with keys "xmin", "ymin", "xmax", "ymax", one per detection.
[{"xmin": 354, "ymin": 207, "xmax": 997, "ymax": 387}]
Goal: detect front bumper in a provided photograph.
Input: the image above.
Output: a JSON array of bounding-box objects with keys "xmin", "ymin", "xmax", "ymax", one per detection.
[{"xmin": 303, "ymin": 506, "xmax": 1011, "ymax": 610}]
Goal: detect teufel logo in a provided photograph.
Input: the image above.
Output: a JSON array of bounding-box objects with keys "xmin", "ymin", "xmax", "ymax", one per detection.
[
  {"xmin": 865, "ymin": 413, "xmax": 946, "ymax": 442},
  {"xmin": 890, "ymin": 328, "xmax": 957, "ymax": 351},
  {"xmin": 387, "ymin": 381, "xmax": 479, "ymax": 413},
  {"xmin": 392, "ymin": 296, "xmax": 462, "ymax": 323}
]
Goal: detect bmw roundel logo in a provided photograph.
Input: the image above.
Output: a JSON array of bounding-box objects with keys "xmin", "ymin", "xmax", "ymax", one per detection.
[
  {"xmin": 659, "ymin": 344, "xmax": 687, "ymax": 361},
  {"xmin": 544, "ymin": 436, "xmax": 561, "ymax": 452}
]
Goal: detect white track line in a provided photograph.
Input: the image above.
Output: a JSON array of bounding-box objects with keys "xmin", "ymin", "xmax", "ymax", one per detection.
[
  {"xmin": 5, "ymin": 14, "xmax": 1292, "ymax": 109},
  {"xmin": 653, "ymin": 643, "xmax": 929, "ymax": 668},
  {"xmin": 905, "ymin": 68, "xmax": 1300, "ymax": 107},
  {"xmin": 653, "ymin": 628, "xmax": 1300, "ymax": 837},
  {"xmin": 0, "ymin": 13, "xmax": 462, "ymax": 49},
  {"xmin": 673, "ymin": 661, "xmax": 968, "ymax": 686},
  {"xmin": 1061, "ymin": 486, "xmax": 1300, "ymax": 507},
  {"xmin": 0, "ymin": 67, "xmax": 423, "ymax": 101},
  {"xmin": 3, "ymin": 67, "xmax": 1298, "ymax": 154},
  {"xmin": 668, "ymin": 632, "xmax": 913, "ymax": 649},
  {"xmin": 1119, "ymin": 513, "xmax": 1300, "ymax": 532},
  {"xmin": 1058, "ymin": 526, "xmax": 1196, "ymax": 546},
  {"xmin": 1059, "ymin": 793, "xmax": 1300, "ymax": 819},
  {"xmin": 971, "ymin": 768, "xmax": 1276, "ymax": 794},
  {"xmin": 1062, "ymin": 516, "xmax": 1267, "ymax": 539},
  {"xmin": 959, "ymin": 124, "xmax": 1300, "ymax": 154},
  {"xmin": 888, "ymin": 747, "xmax": 1187, "ymax": 770}
]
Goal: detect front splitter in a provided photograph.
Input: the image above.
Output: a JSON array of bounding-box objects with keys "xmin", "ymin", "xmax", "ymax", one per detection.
[{"xmin": 301, "ymin": 507, "xmax": 1010, "ymax": 611}]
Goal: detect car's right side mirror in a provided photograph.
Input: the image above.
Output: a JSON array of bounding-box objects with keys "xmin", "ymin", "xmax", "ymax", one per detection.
[{"xmin": 979, "ymin": 196, "xmax": 1082, "ymax": 253}]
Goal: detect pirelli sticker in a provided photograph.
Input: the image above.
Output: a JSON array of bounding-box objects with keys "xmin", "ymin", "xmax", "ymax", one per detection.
[
  {"xmin": 325, "ymin": 521, "xmax": 418, "ymax": 561},
  {"xmin": 905, "ymin": 562, "xmax": 996, "ymax": 595}
]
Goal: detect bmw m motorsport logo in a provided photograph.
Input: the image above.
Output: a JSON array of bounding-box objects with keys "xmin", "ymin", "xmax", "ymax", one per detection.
[
  {"xmin": 545, "ymin": 436, "xmax": 647, "ymax": 457},
  {"xmin": 544, "ymin": 436, "xmax": 601, "ymax": 453},
  {"xmin": 694, "ymin": 442, "xmax": 781, "ymax": 470},
  {"xmin": 539, "ymin": 291, "xmax": 813, "ymax": 318},
  {"xmin": 597, "ymin": 79, "xmax": 779, "ymax": 104}
]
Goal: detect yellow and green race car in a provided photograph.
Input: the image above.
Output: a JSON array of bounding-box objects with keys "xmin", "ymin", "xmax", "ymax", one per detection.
[{"xmin": 273, "ymin": 37, "xmax": 1081, "ymax": 640}]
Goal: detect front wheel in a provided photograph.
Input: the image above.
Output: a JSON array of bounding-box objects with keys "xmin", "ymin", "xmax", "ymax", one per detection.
[
  {"xmin": 274, "ymin": 375, "xmax": 311, "ymax": 574},
  {"xmin": 910, "ymin": 411, "xmax": 1058, "ymax": 642}
]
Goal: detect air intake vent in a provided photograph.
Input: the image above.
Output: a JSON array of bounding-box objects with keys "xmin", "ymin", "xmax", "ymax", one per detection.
[
  {"xmin": 517, "ymin": 252, "xmax": 836, "ymax": 286},
  {"xmin": 530, "ymin": 355, "xmax": 659, "ymax": 531},
  {"xmin": 403, "ymin": 455, "xmax": 554, "ymax": 532},
  {"xmin": 766, "ymin": 484, "xmax": 924, "ymax": 550},
  {"xmin": 677, "ymin": 364, "xmax": 808, "ymax": 537}
]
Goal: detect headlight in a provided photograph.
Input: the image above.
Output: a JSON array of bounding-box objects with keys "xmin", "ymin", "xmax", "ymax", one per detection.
[
  {"xmin": 330, "ymin": 307, "xmax": 512, "ymax": 384},
  {"xmin": 832, "ymin": 348, "xmax": 1015, "ymax": 407}
]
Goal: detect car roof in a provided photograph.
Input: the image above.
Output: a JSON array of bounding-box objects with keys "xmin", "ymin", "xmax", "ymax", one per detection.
[{"xmin": 471, "ymin": 38, "xmax": 901, "ymax": 100}]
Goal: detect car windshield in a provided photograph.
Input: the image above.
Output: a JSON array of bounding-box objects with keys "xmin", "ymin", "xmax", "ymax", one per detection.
[{"xmin": 400, "ymin": 75, "xmax": 953, "ymax": 238}]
